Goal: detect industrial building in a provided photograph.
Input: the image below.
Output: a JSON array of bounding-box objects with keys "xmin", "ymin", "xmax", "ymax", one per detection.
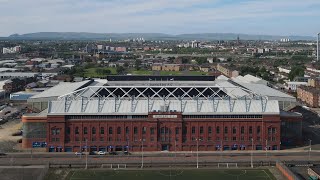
[{"xmin": 22, "ymin": 75, "xmax": 302, "ymax": 152}]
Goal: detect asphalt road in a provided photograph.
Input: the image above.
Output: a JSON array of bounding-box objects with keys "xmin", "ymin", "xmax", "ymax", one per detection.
[{"xmin": 1, "ymin": 151, "xmax": 319, "ymax": 166}]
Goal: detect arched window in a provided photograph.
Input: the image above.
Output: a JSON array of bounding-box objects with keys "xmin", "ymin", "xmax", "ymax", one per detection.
[
  {"xmin": 150, "ymin": 127, "xmax": 155, "ymax": 135},
  {"xmin": 216, "ymin": 126, "xmax": 220, "ymax": 134},
  {"xmin": 84, "ymin": 127, "xmax": 88, "ymax": 134},
  {"xmin": 100, "ymin": 127, "xmax": 104, "ymax": 134},
  {"xmin": 249, "ymin": 126, "xmax": 253, "ymax": 134},
  {"xmin": 232, "ymin": 127, "xmax": 236, "ymax": 134},
  {"xmin": 92, "ymin": 127, "xmax": 96, "ymax": 134},
  {"xmin": 175, "ymin": 127, "xmax": 179, "ymax": 135},
  {"xmin": 257, "ymin": 126, "xmax": 261, "ymax": 134},
  {"xmin": 109, "ymin": 127, "xmax": 113, "ymax": 134},
  {"xmin": 117, "ymin": 127, "xmax": 121, "ymax": 134},
  {"xmin": 200, "ymin": 126, "xmax": 204, "ymax": 134},
  {"xmin": 142, "ymin": 127, "xmax": 146, "ymax": 134},
  {"xmin": 161, "ymin": 127, "xmax": 165, "ymax": 134},
  {"xmin": 208, "ymin": 127, "xmax": 212, "ymax": 134},
  {"xmin": 241, "ymin": 126, "xmax": 245, "ymax": 134},
  {"xmin": 66, "ymin": 127, "xmax": 71, "ymax": 135},
  {"xmin": 224, "ymin": 126, "xmax": 228, "ymax": 134},
  {"xmin": 75, "ymin": 127, "xmax": 79, "ymax": 134}
]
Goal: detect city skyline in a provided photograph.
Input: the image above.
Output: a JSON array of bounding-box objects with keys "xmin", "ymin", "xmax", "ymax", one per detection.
[{"xmin": 0, "ymin": 0, "xmax": 320, "ymax": 37}]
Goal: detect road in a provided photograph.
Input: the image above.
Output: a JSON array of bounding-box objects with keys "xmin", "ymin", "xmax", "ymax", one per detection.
[{"xmin": 1, "ymin": 151, "xmax": 319, "ymax": 166}]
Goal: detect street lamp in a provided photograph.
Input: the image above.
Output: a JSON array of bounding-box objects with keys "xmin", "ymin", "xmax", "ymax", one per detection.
[
  {"xmin": 140, "ymin": 139, "xmax": 144, "ymax": 168},
  {"xmin": 85, "ymin": 139, "xmax": 88, "ymax": 169},
  {"xmin": 196, "ymin": 138, "xmax": 199, "ymax": 169},
  {"xmin": 251, "ymin": 138, "xmax": 254, "ymax": 168},
  {"xmin": 309, "ymin": 139, "xmax": 312, "ymax": 162}
]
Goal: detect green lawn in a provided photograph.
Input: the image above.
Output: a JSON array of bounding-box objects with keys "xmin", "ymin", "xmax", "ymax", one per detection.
[
  {"xmin": 131, "ymin": 70, "xmax": 153, "ymax": 75},
  {"xmin": 160, "ymin": 71, "xmax": 183, "ymax": 75},
  {"xmin": 65, "ymin": 169, "xmax": 276, "ymax": 180},
  {"xmin": 84, "ymin": 67, "xmax": 117, "ymax": 77}
]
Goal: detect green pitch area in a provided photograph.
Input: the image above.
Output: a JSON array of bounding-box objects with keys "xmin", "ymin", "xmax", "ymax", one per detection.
[{"xmin": 66, "ymin": 169, "xmax": 276, "ymax": 180}]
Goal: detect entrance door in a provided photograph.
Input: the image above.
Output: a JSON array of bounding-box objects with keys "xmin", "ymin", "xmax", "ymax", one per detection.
[{"xmin": 161, "ymin": 145, "xmax": 169, "ymax": 151}]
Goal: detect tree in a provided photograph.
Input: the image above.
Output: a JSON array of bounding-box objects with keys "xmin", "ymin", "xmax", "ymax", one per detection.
[
  {"xmin": 116, "ymin": 66, "xmax": 125, "ymax": 75},
  {"xmin": 288, "ymin": 66, "xmax": 305, "ymax": 81},
  {"xmin": 135, "ymin": 59, "xmax": 142, "ymax": 70}
]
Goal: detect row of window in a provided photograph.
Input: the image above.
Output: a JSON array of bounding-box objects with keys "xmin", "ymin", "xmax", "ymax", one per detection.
[
  {"xmin": 65, "ymin": 115, "xmax": 263, "ymax": 120},
  {"xmin": 63, "ymin": 126, "xmax": 277, "ymax": 136},
  {"xmin": 62, "ymin": 136, "xmax": 277, "ymax": 143},
  {"xmin": 183, "ymin": 115, "xmax": 263, "ymax": 119},
  {"xmin": 66, "ymin": 115, "xmax": 148, "ymax": 120}
]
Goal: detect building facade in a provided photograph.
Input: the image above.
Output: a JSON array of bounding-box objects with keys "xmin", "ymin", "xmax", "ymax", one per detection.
[{"xmin": 23, "ymin": 112, "xmax": 281, "ymax": 152}]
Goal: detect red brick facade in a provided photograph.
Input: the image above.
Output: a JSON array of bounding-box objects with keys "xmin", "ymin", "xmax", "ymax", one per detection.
[{"xmin": 23, "ymin": 112, "xmax": 281, "ymax": 152}]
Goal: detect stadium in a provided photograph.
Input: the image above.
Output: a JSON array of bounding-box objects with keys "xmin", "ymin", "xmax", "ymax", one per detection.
[{"xmin": 22, "ymin": 75, "xmax": 302, "ymax": 152}]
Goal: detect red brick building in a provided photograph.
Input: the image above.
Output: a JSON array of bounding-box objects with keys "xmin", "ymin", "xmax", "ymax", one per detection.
[
  {"xmin": 22, "ymin": 84, "xmax": 286, "ymax": 152},
  {"xmin": 23, "ymin": 112, "xmax": 281, "ymax": 152}
]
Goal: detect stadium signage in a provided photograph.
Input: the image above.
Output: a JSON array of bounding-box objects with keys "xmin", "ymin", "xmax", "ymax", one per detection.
[{"xmin": 153, "ymin": 115, "xmax": 177, "ymax": 118}]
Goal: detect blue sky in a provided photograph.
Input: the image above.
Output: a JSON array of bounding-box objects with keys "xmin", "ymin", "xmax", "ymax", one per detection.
[{"xmin": 0, "ymin": 0, "xmax": 319, "ymax": 37}]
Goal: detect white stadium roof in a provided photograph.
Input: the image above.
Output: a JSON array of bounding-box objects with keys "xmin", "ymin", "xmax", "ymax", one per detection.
[{"xmin": 48, "ymin": 98, "xmax": 279, "ymax": 115}]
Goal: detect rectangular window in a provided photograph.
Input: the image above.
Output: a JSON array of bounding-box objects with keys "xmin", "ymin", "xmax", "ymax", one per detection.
[
  {"xmin": 92, "ymin": 137, "xmax": 96, "ymax": 142},
  {"xmin": 151, "ymin": 137, "xmax": 154, "ymax": 142},
  {"xmin": 208, "ymin": 137, "xmax": 212, "ymax": 141},
  {"xmin": 240, "ymin": 136, "xmax": 244, "ymax": 141},
  {"xmin": 108, "ymin": 137, "xmax": 112, "ymax": 141},
  {"xmin": 232, "ymin": 137, "xmax": 237, "ymax": 141},
  {"xmin": 100, "ymin": 137, "xmax": 104, "ymax": 142},
  {"xmin": 232, "ymin": 127, "xmax": 236, "ymax": 134},
  {"xmin": 208, "ymin": 127, "xmax": 212, "ymax": 134},
  {"xmin": 134, "ymin": 127, "xmax": 138, "ymax": 134},
  {"xmin": 100, "ymin": 127, "xmax": 104, "ymax": 134},
  {"xmin": 272, "ymin": 137, "xmax": 276, "ymax": 141},
  {"xmin": 150, "ymin": 127, "xmax": 155, "ymax": 135},
  {"xmin": 272, "ymin": 128, "xmax": 276, "ymax": 134},
  {"xmin": 224, "ymin": 137, "xmax": 228, "ymax": 141},
  {"xmin": 216, "ymin": 126, "xmax": 220, "ymax": 134},
  {"xmin": 216, "ymin": 137, "xmax": 220, "ymax": 141},
  {"xmin": 192, "ymin": 137, "xmax": 196, "ymax": 141}
]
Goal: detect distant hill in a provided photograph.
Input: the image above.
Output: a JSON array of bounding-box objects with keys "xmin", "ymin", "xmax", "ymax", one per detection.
[{"xmin": 2, "ymin": 32, "xmax": 316, "ymax": 41}]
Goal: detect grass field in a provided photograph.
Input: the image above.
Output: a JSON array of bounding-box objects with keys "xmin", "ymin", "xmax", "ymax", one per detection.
[
  {"xmin": 65, "ymin": 169, "xmax": 276, "ymax": 180},
  {"xmin": 84, "ymin": 67, "xmax": 117, "ymax": 77}
]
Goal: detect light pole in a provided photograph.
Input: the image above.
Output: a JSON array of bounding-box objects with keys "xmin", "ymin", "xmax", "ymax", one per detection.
[
  {"xmin": 196, "ymin": 138, "xmax": 199, "ymax": 169},
  {"xmin": 265, "ymin": 139, "xmax": 268, "ymax": 158},
  {"xmin": 85, "ymin": 139, "xmax": 88, "ymax": 169},
  {"xmin": 309, "ymin": 139, "xmax": 312, "ymax": 162},
  {"xmin": 251, "ymin": 138, "xmax": 254, "ymax": 168},
  {"xmin": 141, "ymin": 139, "xmax": 144, "ymax": 168}
]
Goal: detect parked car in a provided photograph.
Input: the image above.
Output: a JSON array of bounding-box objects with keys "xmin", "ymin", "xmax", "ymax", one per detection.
[
  {"xmin": 123, "ymin": 151, "xmax": 130, "ymax": 155},
  {"xmin": 98, "ymin": 151, "xmax": 106, "ymax": 155},
  {"xmin": 89, "ymin": 151, "xmax": 98, "ymax": 155},
  {"xmin": 109, "ymin": 151, "xmax": 117, "ymax": 155},
  {"xmin": 0, "ymin": 152, "xmax": 6, "ymax": 156},
  {"xmin": 75, "ymin": 152, "xmax": 84, "ymax": 156}
]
